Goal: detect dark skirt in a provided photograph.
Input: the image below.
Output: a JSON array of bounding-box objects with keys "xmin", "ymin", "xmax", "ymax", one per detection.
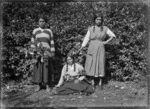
[
  {"xmin": 56, "ymin": 79, "xmax": 94, "ymax": 95},
  {"xmin": 32, "ymin": 57, "xmax": 53, "ymax": 84}
]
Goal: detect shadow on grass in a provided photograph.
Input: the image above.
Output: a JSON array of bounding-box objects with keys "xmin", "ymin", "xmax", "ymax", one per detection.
[
  {"xmin": 5, "ymin": 89, "xmax": 54, "ymax": 107},
  {"xmin": 3, "ymin": 90, "xmax": 35, "ymax": 106}
]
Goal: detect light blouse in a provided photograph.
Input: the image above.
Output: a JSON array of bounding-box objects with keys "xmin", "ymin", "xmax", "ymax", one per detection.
[
  {"xmin": 81, "ymin": 27, "xmax": 116, "ymax": 48},
  {"xmin": 57, "ymin": 63, "xmax": 84, "ymax": 87}
]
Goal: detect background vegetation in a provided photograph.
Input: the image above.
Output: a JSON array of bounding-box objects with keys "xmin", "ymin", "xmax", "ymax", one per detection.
[{"xmin": 2, "ymin": 2, "xmax": 148, "ymax": 85}]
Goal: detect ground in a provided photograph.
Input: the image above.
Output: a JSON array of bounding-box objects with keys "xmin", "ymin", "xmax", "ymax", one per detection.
[{"xmin": 1, "ymin": 80, "xmax": 148, "ymax": 107}]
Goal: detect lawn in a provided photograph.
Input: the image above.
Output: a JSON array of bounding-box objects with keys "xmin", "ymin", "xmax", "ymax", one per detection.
[{"xmin": 2, "ymin": 80, "xmax": 148, "ymax": 107}]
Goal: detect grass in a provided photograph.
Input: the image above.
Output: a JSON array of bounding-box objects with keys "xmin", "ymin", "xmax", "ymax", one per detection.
[{"xmin": 1, "ymin": 80, "xmax": 148, "ymax": 107}]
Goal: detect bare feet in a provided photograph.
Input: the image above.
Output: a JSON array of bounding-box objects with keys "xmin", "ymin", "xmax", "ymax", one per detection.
[
  {"xmin": 91, "ymin": 79, "xmax": 95, "ymax": 85},
  {"xmin": 34, "ymin": 85, "xmax": 41, "ymax": 92},
  {"xmin": 95, "ymin": 85, "xmax": 103, "ymax": 91},
  {"xmin": 46, "ymin": 85, "xmax": 51, "ymax": 92},
  {"xmin": 50, "ymin": 88, "xmax": 57, "ymax": 95}
]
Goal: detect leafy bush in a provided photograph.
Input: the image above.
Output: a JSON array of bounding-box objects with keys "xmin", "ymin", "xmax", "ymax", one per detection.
[{"xmin": 2, "ymin": 2, "xmax": 148, "ymax": 83}]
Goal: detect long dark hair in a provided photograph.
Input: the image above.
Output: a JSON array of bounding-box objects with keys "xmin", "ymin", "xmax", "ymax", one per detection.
[
  {"xmin": 93, "ymin": 12, "xmax": 104, "ymax": 32},
  {"xmin": 36, "ymin": 13, "xmax": 48, "ymax": 23},
  {"xmin": 66, "ymin": 55, "xmax": 76, "ymax": 72}
]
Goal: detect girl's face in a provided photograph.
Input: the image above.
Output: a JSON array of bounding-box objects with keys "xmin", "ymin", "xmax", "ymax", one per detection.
[
  {"xmin": 95, "ymin": 17, "xmax": 102, "ymax": 26},
  {"xmin": 67, "ymin": 56, "xmax": 73, "ymax": 65},
  {"xmin": 38, "ymin": 18, "xmax": 46, "ymax": 28}
]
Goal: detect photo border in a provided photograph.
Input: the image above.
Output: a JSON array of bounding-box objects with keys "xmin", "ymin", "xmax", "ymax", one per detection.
[{"xmin": 0, "ymin": 0, "xmax": 149, "ymax": 109}]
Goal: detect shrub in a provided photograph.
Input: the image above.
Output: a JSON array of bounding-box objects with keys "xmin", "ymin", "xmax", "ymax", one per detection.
[{"xmin": 2, "ymin": 2, "xmax": 148, "ymax": 83}]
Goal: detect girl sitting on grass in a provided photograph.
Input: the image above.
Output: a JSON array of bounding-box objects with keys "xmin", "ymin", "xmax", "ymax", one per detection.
[{"xmin": 51, "ymin": 53, "xmax": 94, "ymax": 95}]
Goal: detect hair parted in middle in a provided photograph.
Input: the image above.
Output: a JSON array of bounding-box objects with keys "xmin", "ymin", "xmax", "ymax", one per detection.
[
  {"xmin": 36, "ymin": 13, "xmax": 48, "ymax": 23},
  {"xmin": 93, "ymin": 11, "xmax": 104, "ymax": 32},
  {"xmin": 66, "ymin": 52, "xmax": 76, "ymax": 72}
]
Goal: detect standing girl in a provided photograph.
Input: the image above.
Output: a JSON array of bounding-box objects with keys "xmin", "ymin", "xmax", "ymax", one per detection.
[
  {"xmin": 30, "ymin": 14, "xmax": 55, "ymax": 91},
  {"xmin": 79, "ymin": 12, "xmax": 116, "ymax": 90}
]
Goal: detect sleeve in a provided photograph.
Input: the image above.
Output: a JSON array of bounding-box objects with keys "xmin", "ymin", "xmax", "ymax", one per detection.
[
  {"xmin": 106, "ymin": 28, "xmax": 116, "ymax": 38},
  {"xmin": 77, "ymin": 64, "xmax": 84, "ymax": 72},
  {"xmin": 32, "ymin": 29, "xmax": 36, "ymax": 39},
  {"xmin": 57, "ymin": 65, "xmax": 66, "ymax": 86},
  {"xmin": 81, "ymin": 30, "xmax": 90, "ymax": 48},
  {"xmin": 79, "ymin": 64, "xmax": 84, "ymax": 72},
  {"xmin": 30, "ymin": 30, "xmax": 36, "ymax": 48},
  {"xmin": 77, "ymin": 64, "xmax": 85, "ymax": 81},
  {"xmin": 49, "ymin": 30, "xmax": 55, "ymax": 53}
]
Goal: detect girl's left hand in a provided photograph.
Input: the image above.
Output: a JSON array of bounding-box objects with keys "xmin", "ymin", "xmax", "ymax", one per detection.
[
  {"xmin": 54, "ymin": 85, "xmax": 60, "ymax": 88},
  {"xmin": 103, "ymin": 41, "xmax": 107, "ymax": 45},
  {"xmin": 74, "ymin": 79, "xmax": 80, "ymax": 84}
]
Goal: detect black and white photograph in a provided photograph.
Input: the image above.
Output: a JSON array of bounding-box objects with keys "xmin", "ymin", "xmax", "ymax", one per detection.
[{"xmin": 1, "ymin": 0, "xmax": 150, "ymax": 108}]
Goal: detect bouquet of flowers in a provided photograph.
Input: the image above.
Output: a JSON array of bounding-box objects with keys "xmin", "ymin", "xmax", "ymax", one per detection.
[
  {"xmin": 63, "ymin": 70, "xmax": 86, "ymax": 83},
  {"xmin": 25, "ymin": 39, "xmax": 51, "ymax": 64},
  {"xmin": 78, "ymin": 70, "xmax": 86, "ymax": 77},
  {"xmin": 63, "ymin": 74, "xmax": 74, "ymax": 82}
]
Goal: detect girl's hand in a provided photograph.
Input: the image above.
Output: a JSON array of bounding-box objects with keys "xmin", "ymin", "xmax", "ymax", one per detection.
[
  {"xmin": 55, "ymin": 85, "xmax": 60, "ymax": 88},
  {"xmin": 51, "ymin": 53, "xmax": 55, "ymax": 57},
  {"xmin": 103, "ymin": 41, "xmax": 107, "ymax": 45},
  {"xmin": 74, "ymin": 79, "xmax": 80, "ymax": 84}
]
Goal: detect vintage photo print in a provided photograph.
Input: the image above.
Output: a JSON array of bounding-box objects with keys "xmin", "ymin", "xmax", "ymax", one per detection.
[{"xmin": 0, "ymin": 0, "xmax": 150, "ymax": 108}]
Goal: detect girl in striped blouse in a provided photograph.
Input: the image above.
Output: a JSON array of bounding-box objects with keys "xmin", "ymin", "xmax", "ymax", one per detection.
[{"xmin": 31, "ymin": 14, "xmax": 55, "ymax": 91}]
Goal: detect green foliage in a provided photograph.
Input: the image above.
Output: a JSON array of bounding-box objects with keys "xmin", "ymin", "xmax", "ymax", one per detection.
[{"xmin": 2, "ymin": 2, "xmax": 148, "ymax": 83}]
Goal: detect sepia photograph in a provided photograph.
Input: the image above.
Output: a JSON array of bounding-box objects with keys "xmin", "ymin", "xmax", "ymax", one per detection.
[{"xmin": 0, "ymin": 0, "xmax": 150, "ymax": 108}]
